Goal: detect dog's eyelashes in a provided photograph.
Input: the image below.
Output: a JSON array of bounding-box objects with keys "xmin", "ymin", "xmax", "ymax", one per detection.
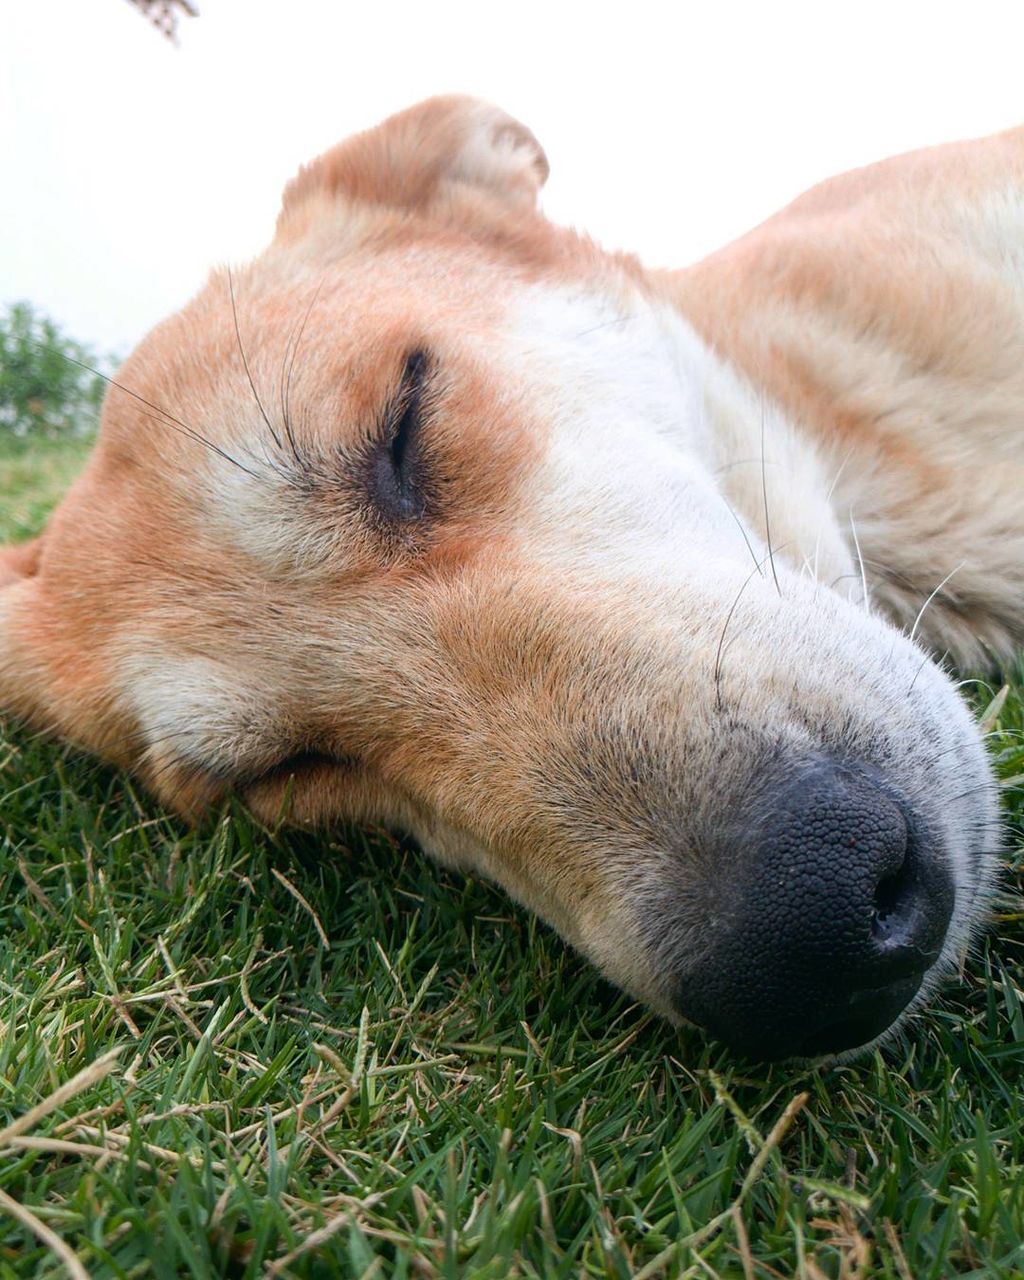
[{"xmin": 368, "ymin": 349, "xmax": 432, "ymax": 522}]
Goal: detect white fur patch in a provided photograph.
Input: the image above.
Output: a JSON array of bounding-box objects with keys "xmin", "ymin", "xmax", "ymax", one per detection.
[
  {"xmin": 499, "ymin": 280, "xmax": 998, "ymax": 1015},
  {"xmin": 952, "ymin": 180, "xmax": 1024, "ymax": 295},
  {"xmin": 120, "ymin": 645, "xmax": 274, "ymax": 777},
  {"xmin": 503, "ymin": 282, "xmax": 859, "ymax": 597}
]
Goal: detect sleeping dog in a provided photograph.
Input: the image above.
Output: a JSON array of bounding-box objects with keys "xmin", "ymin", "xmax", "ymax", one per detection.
[{"xmin": 2, "ymin": 98, "xmax": 1019, "ymax": 1060}]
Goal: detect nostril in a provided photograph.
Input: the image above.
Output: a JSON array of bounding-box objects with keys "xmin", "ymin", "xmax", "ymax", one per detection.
[
  {"xmin": 866, "ymin": 815, "xmax": 949, "ymax": 971},
  {"xmin": 669, "ymin": 755, "xmax": 957, "ymax": 1061},
  {"xmin": 871, "ymin": 861, "xmax": 916, "ymax": 945}
]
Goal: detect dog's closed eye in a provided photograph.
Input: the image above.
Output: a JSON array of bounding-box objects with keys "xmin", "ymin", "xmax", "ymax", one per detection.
[{"xmin": 368, "ymin": 350, "xmax": 433, "ymax": 522}]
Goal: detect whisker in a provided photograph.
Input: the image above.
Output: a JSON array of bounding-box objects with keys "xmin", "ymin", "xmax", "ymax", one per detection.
[
  {"xmin": 712, "ymin": 456, "xmax": 767, "ymax": 476},
  {"xmin": 906, "ymin": 650, "xmax": 934, "ymax": 697},
  {"xmin": 823, "ymin": 451, "xmax": 853, "ymax": 508},
  {"xmin": 945, "ymin": 784, "xmax": 1004, "ymax": 806},
  {"xmin": 277, "ymin": 312, "xmax": 305, "ymax": 463},
  {"xmin": 722, "ymin": 499, "xmax": 764, "ymax": 577},
  {"xmin": 759, "ymin": 404, "xmax": 781, "ymax": 596},
  {"xmin": 28, "ymin": 339, "xmax": 264, "ymax": 482},
  {"xmin": 134, "ymin": 403, "xmax": 264, "ymax": 480},
  {"xmin": 907, "ymin": 646, "xmax": 954, "ymax": 698},
  {"xmin": 811, "ymin": 450, "xmax": 854, "ymax": 585},
  {"xmin": 858, "ymin": 555, "xmax": 923, "ymax": 594},
  {"xmin": 282, "ymin": 280, "xmax": 324, "ymax": 467},
  {"xmin": 714, "ymin": 550, "xmax": 777, "ymax": 712},
  {"xmin": 923, "ymin": 735, "xmax": 995, "ymax": 769},
  {"xmin": 848, "ymin": 509, "xmax": 870, "ymax": 611},
  {"xmin": 909, "ymin": 563, "xmax": 965, "ymax": 647},
  {"xmin": 228, "ymin": 268, "xmax": 282, "ymax": 450},
  {"xmin": 827, "ymin": 572, "xmax": 863, "ymax": 591},
  {"xmin": 516, "ymin": 308, "xmax": 653, "ymax": 361},
  {"xmin": 569, "ymin": 308, "xmax": 651, "ymax": 343}
]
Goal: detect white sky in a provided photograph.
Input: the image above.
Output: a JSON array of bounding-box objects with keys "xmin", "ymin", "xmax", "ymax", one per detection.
[{"xmin": 3, "ymin": 0, "xmax": 1024, "ymax": 355}]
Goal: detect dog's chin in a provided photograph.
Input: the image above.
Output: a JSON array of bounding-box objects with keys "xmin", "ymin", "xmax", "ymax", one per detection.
[
  {"xmin": 800, "ymin": 963, "xmax": 948, "ymax": 1068},
  {"xmin": 678, "ymin": 859, "xmax": 992, "ymax": 1068}
]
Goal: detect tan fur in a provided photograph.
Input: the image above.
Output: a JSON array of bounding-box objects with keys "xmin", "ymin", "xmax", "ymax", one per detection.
[
  {"xmin": 668, "ymin": 128, "xmax": 1024, "ymax": 666},
  {"xmin": 0, "ymin": 99, "xmax": 1016, "ymax": 1042}
]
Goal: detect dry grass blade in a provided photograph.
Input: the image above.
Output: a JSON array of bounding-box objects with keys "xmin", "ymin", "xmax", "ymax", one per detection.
[
  {"xmin": 265, "ymin": 1209, "xmax": 355, "ymax": 1276},
  {"xmin": 271, "ymin": 867, "xmax": 330, "ymax": 948},
  {"xmin": 731, "ymin": 1204, "xmax": 755, "ymax": 1280},
  {"xmin": 633, "ymin": 1092, "xmax": 810, "ymax": 1279},
  {"xmin": 883, "ymin": 1220, "xmax": 915, "ymax": 1280},
  {"xmin": 74, "ymin": 1125, "xmax": 227, "ymax": 1173},
  {"xmin": 979, "ymin": 684, "xmax": 1010, "ymax": 735},
  {"xmin": 16, "ymin": 857, "xmax": 59, "ymax": 918},
  {"xmin": 0, "ymin": 1186, "xmax": 91, "ymax": 1280},
  {"xmin": 1, "ymin": 1135, "xmax": 153, "ymax": 1173},
  {"xmin": 0, "ymin": 1046, "xmax": 124, "ymax": 1146}
]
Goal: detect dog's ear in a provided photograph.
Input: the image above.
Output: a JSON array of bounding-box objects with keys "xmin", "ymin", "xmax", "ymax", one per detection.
[{"xmin": 278, "ymin": 95, "xmax": 549, "ymax": 231}]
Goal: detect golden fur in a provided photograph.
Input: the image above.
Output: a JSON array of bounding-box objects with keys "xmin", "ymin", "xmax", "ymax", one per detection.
[{"xmin": 1, "ymin": 99, "xmax": 1017, "ymax": 1048}]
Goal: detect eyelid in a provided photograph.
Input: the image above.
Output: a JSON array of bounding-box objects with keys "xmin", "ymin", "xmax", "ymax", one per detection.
[
  {"xmin": 385, "ymin": 349, "xmax": 431, "ymax": 460},
  {"xmin": 366, "ymin": 348, "xmax": 435, "ymax": 524}
]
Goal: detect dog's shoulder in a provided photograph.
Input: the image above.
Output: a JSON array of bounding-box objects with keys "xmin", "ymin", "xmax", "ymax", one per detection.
[{"xmin": 664, "ymin": 126, "xmax": 1024, "ymax": 667}]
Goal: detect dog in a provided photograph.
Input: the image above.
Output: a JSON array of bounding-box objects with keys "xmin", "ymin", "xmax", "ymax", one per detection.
[{"xmin": 1, "ymin": 98, "xmax": 1019, "ymax": 1061}]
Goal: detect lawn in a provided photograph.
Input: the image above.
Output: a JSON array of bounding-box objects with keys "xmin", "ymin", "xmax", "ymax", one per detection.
[{"xmin": 1, "ymin": 433, "xmax": 1022, "ymax": 1279}]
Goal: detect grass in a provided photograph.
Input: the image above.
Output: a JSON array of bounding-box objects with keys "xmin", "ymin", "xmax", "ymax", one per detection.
[
  {"xmin": 0, "ymin": 436, "xmax": 94, "ymax": 544},
  {"xmin": 0, "ymin": 431, "xmax": 1022, "ymax": 1279}
]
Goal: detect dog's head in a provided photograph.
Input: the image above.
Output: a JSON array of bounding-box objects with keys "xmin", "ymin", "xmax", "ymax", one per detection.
[{"xmin": 0, "ymin": 98, "xmax": 1000, "ymax": 1060}]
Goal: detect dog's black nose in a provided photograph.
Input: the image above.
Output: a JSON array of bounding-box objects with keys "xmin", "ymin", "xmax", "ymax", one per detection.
[{"xmin": 676, "ymin": 758, "xmax": 955, "ymax": 1061}]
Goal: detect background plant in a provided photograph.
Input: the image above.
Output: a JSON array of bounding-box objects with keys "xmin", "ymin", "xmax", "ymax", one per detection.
[{"xmin": 0, "ymin": 301, "xmax": 112, "ymax": 440}]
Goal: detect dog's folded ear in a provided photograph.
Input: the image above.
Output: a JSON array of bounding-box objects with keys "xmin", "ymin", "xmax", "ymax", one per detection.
[{"xmin": 277, "ymin": 95, "xmax": 549, "ymax": 232}]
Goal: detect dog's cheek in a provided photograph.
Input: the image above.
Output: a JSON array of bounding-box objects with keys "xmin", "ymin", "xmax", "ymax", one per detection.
[
  {"xmin": 0, "ymin": 536, "xmax": 44, "ymax": 587},
  {"xmin": 410, "ymin": 813, "xmax": 679, "ymax": 1013},
  {"xmin": 0, "ymin": 574, "xmax": 55, "ymax": 731},
  {"xmin": 0, "ymin": 554, "xmax": 136, "ymax": 770}
]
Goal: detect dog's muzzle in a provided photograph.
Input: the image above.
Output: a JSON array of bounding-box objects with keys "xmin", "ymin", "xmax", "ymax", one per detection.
[{"xmin": 673, "ymin": 757, "xmax": 955, "ymax": 1060}]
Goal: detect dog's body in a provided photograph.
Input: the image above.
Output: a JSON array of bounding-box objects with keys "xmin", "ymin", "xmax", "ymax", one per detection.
[
  {"xmin": 674, "ymin": 134, "xmax": 1024, "ymax": 668},
  {"xmin": 1, "ymin": 100, "xmax": 1019, "ymax": 1059}
]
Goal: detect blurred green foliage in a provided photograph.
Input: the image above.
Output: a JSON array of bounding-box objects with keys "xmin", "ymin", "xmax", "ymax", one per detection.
[{"xmin": 0, "ymin": 300, "xmax": 113, "ymax": 438}]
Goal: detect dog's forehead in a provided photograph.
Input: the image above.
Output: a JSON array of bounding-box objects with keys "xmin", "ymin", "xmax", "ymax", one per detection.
[
  {"xmin": 94, "ymin": 219, "xmax": 741, "ymax": 605},
  {"xmin": 117, "ymin": 250, "xmax": 507, "ymax": 421},
  {"xmin": 106, "ymin": 197, "xmax": 650, "ymax": 469}
]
